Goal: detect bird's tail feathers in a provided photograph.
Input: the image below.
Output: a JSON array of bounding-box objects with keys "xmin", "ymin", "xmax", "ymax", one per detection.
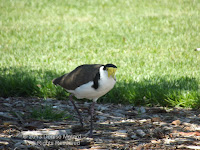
[{"xmin": 52, "ymin": 76, "xmax": 62, "ymax": 85}]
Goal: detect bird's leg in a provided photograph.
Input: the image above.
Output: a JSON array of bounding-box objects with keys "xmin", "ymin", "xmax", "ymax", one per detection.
[
  {"xmin": 89, "ymin": 101, "xmax": 96, "ymax": 137},
  {"xmin": 69, "ymin": 94, "xmax": 83, "ymax": 127}
]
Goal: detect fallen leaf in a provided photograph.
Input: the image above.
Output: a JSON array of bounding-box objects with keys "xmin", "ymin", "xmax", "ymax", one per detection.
[
  {"xmin": 179, "ymin": 131, "xmax": 200, "ymax": 136},
  {"xmin": 151, "ymin": 117, "xmax": 161, "ymax": 122},
  {"xmin": 172, "ymin": 120, "xmax": 181, "ymax": 125}
]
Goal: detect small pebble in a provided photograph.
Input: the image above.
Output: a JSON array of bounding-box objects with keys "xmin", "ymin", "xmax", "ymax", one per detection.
[
  {"xmin": 130, "ymin": 134, "xmax": 138, "ymax": 139},
  {"xmin": 136, "ymin": 129, "xmax": 146, "ymax": 137},
  {"xmin": 138, "ymin": 106, "xmax": 146, "ymax": 113}
]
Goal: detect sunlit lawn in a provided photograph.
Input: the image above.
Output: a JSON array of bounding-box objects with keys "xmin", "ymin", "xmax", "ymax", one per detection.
[{"xmin": 0, "ymin": 0, "xmax": 200, "ymax": 108}]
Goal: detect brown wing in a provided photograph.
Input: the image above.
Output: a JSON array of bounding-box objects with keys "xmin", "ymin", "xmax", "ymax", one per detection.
[{"xmin": 52, "ymin": 64, "xmax": 103, "ymax": 90}]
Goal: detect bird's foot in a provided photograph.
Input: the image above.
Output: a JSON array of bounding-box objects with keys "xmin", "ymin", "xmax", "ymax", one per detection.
[
  {"xmin": 71, "ymin": 125, "xmax": 87, "ymax": 133},
  {"xmin": 89, "ymin": 130, "xmax": 93, "ymax": 138}
]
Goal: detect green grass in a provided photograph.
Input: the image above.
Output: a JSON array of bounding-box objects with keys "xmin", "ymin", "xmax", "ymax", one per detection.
[
  {"xmin": 30, "ymin": 105, "xmax": 72, "ymax": 121},
  {"xmin": 0, "ymin": 0, "xmax": 200, "ymax": 108}
]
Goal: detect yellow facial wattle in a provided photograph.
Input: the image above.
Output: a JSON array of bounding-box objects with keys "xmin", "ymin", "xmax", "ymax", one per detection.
[{"xmin": 107, "ymin": 67, "xmax": 117, "ymax": 78}]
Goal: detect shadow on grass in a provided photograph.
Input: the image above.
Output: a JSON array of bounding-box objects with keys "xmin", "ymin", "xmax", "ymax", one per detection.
[
  {"xmin": 101, "ymin": 76, "xmax": 200, "ymax": 108},
  {"xmin": 0, "ymin": 66, "xmax": 199, "ymax": 108},
  {"xmin": 0, "ymin": 66, "xmax": 66, "ymax": 99},
  {"xmin": 0, "ymin": 67, "xmax": 39, "ymax": 97}
]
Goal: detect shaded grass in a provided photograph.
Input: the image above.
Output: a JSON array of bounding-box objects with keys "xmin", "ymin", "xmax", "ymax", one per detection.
[
  {"xmin": 107, "ymin": 76, "xmax": 200, "ymax": 107},
  {"xmin": 30, "ymin": 104, "xmax": 72, "ymax": 121},
  {"xmin": 0, "ymin": 0, "xmax": 200, "ymax": 108}
]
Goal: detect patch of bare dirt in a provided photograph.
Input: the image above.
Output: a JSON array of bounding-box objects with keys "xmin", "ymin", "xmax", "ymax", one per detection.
[{"xmin": 0, "ymin": 97, "xmax": 200, "ymax": 150}]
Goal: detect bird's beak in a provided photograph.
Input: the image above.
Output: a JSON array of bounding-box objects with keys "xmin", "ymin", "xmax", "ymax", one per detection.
[{"xmin": 107, "ymin": 67, "xmax": 117, "ymax": 78}]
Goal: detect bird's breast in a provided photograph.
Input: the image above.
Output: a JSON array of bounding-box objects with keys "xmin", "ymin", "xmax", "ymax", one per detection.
[{"xmin": 70, "ymin": 77, "xmax": 116, "ymax": 101}]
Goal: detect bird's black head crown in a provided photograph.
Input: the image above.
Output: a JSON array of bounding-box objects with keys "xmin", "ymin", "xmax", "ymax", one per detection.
[{"xmin": 103, "ymin": 64, "xmax": 117, "ymax": 70}]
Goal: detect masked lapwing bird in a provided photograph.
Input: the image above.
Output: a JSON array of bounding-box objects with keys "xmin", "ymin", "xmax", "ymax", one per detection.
[{"xmin": 52, "ymin": 64, "xmax": 117, "ymax": 137}]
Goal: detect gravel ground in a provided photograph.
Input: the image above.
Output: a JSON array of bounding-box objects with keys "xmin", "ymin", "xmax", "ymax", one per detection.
[{"xmin": 0, "ymin": 97, "xmax": 200, "ymax": 150}]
